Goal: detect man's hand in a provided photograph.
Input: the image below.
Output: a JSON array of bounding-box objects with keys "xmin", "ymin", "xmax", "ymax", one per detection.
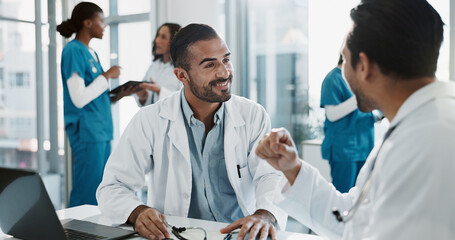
[
  {"xmin": 220, "ymin": 209, "xmax": 277, "ymax": 240},
  {"xmin": 255, "ymin": 128, "xmax": 302, "ymax": 185},
  {"xmin": 128, "ymin": 205, "xmax": 170, "ymax": 240}
]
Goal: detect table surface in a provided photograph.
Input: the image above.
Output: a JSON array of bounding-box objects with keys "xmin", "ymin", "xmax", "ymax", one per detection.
[{"xmin": 1, "ymin": 205, "xmax": 323, "ymax": 240}]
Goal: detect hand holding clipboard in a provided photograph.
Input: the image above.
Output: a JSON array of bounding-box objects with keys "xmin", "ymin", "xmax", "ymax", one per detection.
[{"xmin": 109, "ymin": 80, "xmax": 143, "ymax": 103}]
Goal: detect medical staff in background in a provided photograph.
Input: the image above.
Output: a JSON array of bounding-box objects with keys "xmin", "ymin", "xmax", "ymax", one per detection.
[
  {"xmin": 320, "ymin": 55, "xmax": 381, "ymax": 193},
  {"xmin": 135, "ymin": 23, "xmax": 182, "ymax": 106},
  {"xmin": 57, "ymin": 2, "xmax": 132, "ymax": 207}
]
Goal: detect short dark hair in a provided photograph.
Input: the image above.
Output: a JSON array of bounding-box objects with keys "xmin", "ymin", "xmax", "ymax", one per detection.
[
  {"xmin": 347, "ymin": 0, "xmax": 444, "ymax": 79},
  {"xmin": 56, "ymin": 2, "xmax": 103, "ymax": 38},
  {"xmin": 170, "ymin": 23, "xmax": 219, "ymax": 71},
  {"xmin": 153, "ymin": 23, "xmax": 181, "ymax": 62},
  {"xmin": 337, "ymin": 54, "xmax": 343, "ymax": 66}
]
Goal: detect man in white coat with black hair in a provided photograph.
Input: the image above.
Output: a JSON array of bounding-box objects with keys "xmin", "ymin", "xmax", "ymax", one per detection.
[
  {"xmin": 256, "ymin": 0, "xmax": 455, "ymax": 239},
  {"xmin": 97, "ymin": 23, "xmax": 286, "ymax": 240}
]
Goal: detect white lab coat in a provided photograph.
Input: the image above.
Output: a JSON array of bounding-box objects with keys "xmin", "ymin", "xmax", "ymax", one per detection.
[
  {"xmin": 278, "ymin": 81, "xmax": 455, "ymax": 239},
  {"xmin": 97, "ymin": 91, "xmax": 287, "ymax": 229},
  {"xmin": 134, "ymin": 60, "xmax": 182, "ymax": 106}
]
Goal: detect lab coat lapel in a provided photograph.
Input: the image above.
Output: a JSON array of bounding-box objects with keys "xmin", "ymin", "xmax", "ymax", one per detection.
[
  {"xmin": 224, "ymin": 98, "xmax": 245, "ymax": 195},
  {"xmin": 159, "ymin": 92, "xmax": 192, "ymax": 216},
  {"xmin": 160, "ymin": 93, "xmax": 191, "ymax": 165}
]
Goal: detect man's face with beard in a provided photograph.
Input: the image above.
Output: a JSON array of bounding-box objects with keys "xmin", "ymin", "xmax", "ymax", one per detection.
[
  {"xmin": 184, "ymin": 36, "xmax": 233, "ymax": 103},
  {"xmin": 341, "ymin": 37, "xmax": 377, "ymax": 113}
]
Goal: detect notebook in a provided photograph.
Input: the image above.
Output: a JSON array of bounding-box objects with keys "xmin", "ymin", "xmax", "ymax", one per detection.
[{"xmin": 0, "ymin": 167, "xmax": 135, "ymax": 240}]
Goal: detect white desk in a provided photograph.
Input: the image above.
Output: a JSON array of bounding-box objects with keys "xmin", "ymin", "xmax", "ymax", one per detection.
[{"xmin": 1, "ymin": 205, "xmax": 323, "ymax": 240}]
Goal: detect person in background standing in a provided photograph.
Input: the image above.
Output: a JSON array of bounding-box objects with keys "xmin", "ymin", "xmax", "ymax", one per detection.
[
  {"xmin": 135, "ymin": 23, "xmax": 182, "ymax": 106},
  {"xmin": 320, "ymin": 54, "xmax": 382, "ymax": 193},
  {"xmin": 57, "ymin": 2, "xmax": 132, "ymax": 207}
]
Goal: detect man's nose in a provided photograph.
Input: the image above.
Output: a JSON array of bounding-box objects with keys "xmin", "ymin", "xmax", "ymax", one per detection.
[{"xmin": 216, "ymin": 64, "xmax": 230, "ymax": 79}]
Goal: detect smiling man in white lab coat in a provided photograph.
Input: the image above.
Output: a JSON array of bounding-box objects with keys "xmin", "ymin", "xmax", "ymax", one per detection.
[
  {"xmin": 256, "ymin": 0, "xmax": 455, "ymax": 239},
  {"xmin": 97, "ymin": 23, "xmax": 286, "ymax": 240}
]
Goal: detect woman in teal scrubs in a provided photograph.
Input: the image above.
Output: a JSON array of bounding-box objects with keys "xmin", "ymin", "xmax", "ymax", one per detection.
[
  {"xmin": 320, "ymin": 56, "xmax": 376, "ymax": 193},
  {"xmin": 57, "ymin": 2, "xmax": 128, "ymax": 207}
]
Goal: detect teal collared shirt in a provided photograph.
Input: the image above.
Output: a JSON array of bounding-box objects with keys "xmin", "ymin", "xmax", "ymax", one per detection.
[{"xmin": 180, "ymin": 90, "xmax": 244, "ymax": 223}]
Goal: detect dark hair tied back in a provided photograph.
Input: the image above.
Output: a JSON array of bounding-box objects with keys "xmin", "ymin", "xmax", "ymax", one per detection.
[
  {"xmin": 56, "ymin": 2, "xmax": 103, "ymax": 38},
  {"xmin": 56, "ymin": 19, "xmax": 77, "ymax": 38}
]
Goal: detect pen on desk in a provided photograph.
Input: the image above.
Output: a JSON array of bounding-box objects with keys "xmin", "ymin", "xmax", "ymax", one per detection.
[
  {"xmin": 224, "ymin": 233, "xmax": 232, "ymax": 240},
  {"xmin": 237, "ymin": 164, "xmax": 241, "ymax": 178}
]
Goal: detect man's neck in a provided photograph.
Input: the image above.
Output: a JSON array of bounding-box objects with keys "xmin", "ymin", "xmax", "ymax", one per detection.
[
  {"xmin": 379, "ymin": 77, "xmax": 434, "ymax": 122},
  {"xmin": 184, "ymin": 89, "xmax": 222, "ymax": 132}
]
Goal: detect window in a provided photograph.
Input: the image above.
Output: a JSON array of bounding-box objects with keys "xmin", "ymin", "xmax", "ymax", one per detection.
[
  {"xmin": 0, "ymin": 20, "xmax": 37, "ymax": 171},
  {"xmin": 0, "ymin": 68, "xmax": 4, "ymax": 88},
  {"xmin": 9, "ymin": 72, "xmax": 30, "ymax": 87},
  {"xmin": 0, "ymin": 28, "xmax": 4, "ymax": 59},
  {"xmin": 118, "ymin": 21, "xmax": 151, "ymax": 133},
  {"xmin": 117, "ymin": 0, "xmax": 150, "ymax": 15},
  {"xmin": 0, "ymin": 0, "xmax": 35, "ymax": 22},
  {"xmin": 427, "ymin": 0, "xmax": 450, "ymax": 81},
  {"xmin": 245, "ymin": 0, "xmax": 313, "ymax": 147},
  {"xmin": 9, "ymin": 32, "xmax": 22, "ymax": 49}
]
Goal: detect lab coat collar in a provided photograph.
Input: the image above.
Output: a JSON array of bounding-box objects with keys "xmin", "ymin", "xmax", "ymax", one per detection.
[
  {"xmin": 159, "ymin": 90, "xmax": 183, "ymax": 121},
  {"xmin": 224, "ymin": 96, "xmax": 246, "ymax": 128},
  {"xmin": 158, "ymin": 90, "xmax": 246, "ymax": 163},
  {"xmin": 180, "ymin": 89, "xmax": 225, "ymax": 127},
  {"xmin": 160, "ymin": 89, "xmax": 245, "ymax": 128},
  {"xmin": 390, "ymin": 81, "xmax": 455, "ymax": 128}
]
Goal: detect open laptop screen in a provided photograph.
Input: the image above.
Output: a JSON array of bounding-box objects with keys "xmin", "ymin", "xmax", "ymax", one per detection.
[
  {"xmin": 0, "ymin": 167, "xmax": 66, "ymax": 239},
  {"xmin": 0, "ymin": 167, "xmax": 135, "ymax": 240}
]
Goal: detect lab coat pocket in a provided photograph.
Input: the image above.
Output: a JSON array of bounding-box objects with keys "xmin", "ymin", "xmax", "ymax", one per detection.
[
  {"xmin": 218, "ymin": 164, "xmax": 246, "ymax": 195},
  {"xmin": 238, "ymin": 165, "xmax": 251, "ymax": 180},
  {"xmin": 149, "ymin": 154, "xmax": 154, "ymax": 170},
  {"xmin": 235, "ymin": 165, "xmax": 254, "ymax": 204},
  {"xmin": 236, "ymin": 165, "xmax": 252, "ymax": 188}
]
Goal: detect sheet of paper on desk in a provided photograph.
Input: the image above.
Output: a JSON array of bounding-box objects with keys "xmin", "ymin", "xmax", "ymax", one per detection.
[
  {"xmin": 178, "ymin": 231, "xmax": 272, "ymax": 240},
  {"xmin": 177, "ymin": 231, "xmax": 227, "ymax": 239}
]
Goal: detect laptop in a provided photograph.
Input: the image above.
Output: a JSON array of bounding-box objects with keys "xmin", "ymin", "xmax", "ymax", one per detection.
[{"xmin": 0, "ymin": 167, "xmax": 136, "ymax": 240}]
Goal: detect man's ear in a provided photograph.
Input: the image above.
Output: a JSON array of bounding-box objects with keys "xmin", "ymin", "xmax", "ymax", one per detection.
[
  {"xmin": 174, "ymin": 67, "xmax": 189, "ymax": 84},
  {"xmin": 357, "ymin": 52, "xmax": 375, "ymax": 83}
]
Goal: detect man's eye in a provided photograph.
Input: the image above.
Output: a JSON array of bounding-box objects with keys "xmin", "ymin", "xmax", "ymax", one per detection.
[
  {"xmin": 206, "ymin": 63, "xmax": 214, "ymax": 68},
  {"xmin": 223, "ymin": 58, "xmax": 231, "ymax": 63}
]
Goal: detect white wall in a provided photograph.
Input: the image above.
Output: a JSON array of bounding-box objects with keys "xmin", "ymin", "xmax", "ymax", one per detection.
[
  {"xmin": 301, "ymin": 140, "xmax": 331, "ymax": 182},
  {"xmin": 162, "ymin": 0, "xmax": 225, "ymax": 36}
]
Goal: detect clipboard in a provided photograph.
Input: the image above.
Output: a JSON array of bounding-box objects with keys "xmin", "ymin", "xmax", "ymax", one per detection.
[{"xmin": 109, "ymin": 80, "xmax": 143, "ymax": 95}]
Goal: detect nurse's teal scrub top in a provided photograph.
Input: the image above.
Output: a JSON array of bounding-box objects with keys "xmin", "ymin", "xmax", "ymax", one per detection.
[
  {"xmin": 61, "ymin": 39, "xmax": 113, "ymax": 145},
  {"xmin": 320, "ymin": 67, "xmax": 374, "ymax": 162}
]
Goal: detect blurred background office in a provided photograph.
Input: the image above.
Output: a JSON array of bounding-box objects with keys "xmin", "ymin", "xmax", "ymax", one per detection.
[{"xmin": 0, "ymin": 0, "xmax": 451, "ymax": 218}]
